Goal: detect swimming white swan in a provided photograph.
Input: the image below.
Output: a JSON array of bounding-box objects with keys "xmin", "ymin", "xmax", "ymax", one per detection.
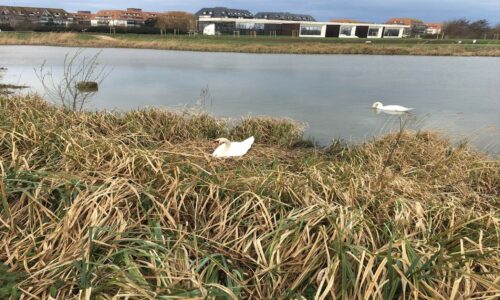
[
  {"xmin": 372, "ymin": 102, "xmax": 413, "ymax": 113},
  {"xmin": 212, "ymin": 136, "xmax": 255, "ymax": 158}
]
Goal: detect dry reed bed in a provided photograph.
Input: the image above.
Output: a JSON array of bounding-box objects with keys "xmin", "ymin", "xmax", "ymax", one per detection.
[
  {"xmin": 0, "ymin": 95, "xmax": 499, "ymax": 299},
  {"xmin": 1, "ymin": 32, "xmax": 500, "ymax": 56}
]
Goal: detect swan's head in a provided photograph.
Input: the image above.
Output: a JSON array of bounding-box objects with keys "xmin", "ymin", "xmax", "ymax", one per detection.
[
  {"xmin": 372, "ymin": 102, "xmax": 383, "ymax": 109},
  {"xmin": 214, "ymin": 138, "xmax": 231, "ymax": 145}
]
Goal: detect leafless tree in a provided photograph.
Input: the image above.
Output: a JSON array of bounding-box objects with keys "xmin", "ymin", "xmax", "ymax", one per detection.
[
  {"xmin": 155, "ymin": 12, "xmax": 197, "ymax": 35},
  {"xmin": 35, "ymin": 49, "xmax": 109, "ymax": 111},
  {"xmin": 443, "ymin": 18, "xmax": 492, "ymax": 38}
]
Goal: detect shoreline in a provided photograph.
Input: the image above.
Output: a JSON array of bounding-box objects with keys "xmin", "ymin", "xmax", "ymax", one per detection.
[{"xmin": 1, "ymin": 32, "xmax": 500, "ymax": 56}]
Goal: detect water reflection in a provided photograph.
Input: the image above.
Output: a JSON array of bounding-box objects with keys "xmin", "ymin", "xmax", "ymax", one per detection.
[{"xmin": 372, "ymin": 108, "xmax": 408, "ymax": 115}]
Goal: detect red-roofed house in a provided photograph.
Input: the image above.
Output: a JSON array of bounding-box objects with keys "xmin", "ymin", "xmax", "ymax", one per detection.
[
  {"xmin": 386, "ymin": 18, "xmax": 427, "ymax": 35},
  {"xmin": 68, "ymin": 11, "xmax": 93, "ymax": 27},
  {"xmin": 91, "ymin": 8, "xmax": 160, "ymax": 27},
  {"xmin": 330, "ymin": 19, "xmax": 367, "ymax": 24},
  {"xmin": 425, "ymin": 23, "xmax": 442, "ymax": 35},
  {"xmin": 386, "ymin": 18, "xmax": 424, "ymax": 26},
  {"xmin": 0, "ymin": 5, "xmax": 70, "ymax": 27}
]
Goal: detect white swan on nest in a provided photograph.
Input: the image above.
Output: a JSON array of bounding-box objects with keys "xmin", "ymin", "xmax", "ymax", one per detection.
[
  {"xmin": 372, "ymin": 101, "xmax": 413, "ymax": 113},
  {"xmin": 212, "ymin": 136, "xmax": 255, "ymax": 158}
]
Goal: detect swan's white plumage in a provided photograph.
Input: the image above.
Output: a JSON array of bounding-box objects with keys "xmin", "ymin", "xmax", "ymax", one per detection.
[
  {"xmin": 372, "ymin": 101, "xmax": 412, "ymax": 112},
  {"xmin": 212, "ymin": 136, "xmax": 255, "ymax": 158}
]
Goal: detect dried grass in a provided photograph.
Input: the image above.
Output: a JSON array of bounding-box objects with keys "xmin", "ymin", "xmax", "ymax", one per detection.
[
  {"xmin": 0, "ymin": 95, "xmax": 499, "ymax": 299},
  {"xmin": 1, "ymin": 32, "xmax": 500, "ymax": 56}
]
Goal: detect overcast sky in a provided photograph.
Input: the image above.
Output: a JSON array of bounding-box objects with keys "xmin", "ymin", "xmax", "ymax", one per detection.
[{"xmin": 4, "ymin": 0, "xmax": 500, "ymax": 23}]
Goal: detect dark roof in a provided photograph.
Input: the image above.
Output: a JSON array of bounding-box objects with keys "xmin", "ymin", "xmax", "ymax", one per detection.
[
  {"xmin": 255, "ymin": 12, "xmax": 315, "ymax": 21},
  {"xmin": 195, "ymin": 7, "xmax": 253, "ymax": 18},
  {"xmin": 0, "ymin": 5, "xmax": 68, "ymax": 16}
]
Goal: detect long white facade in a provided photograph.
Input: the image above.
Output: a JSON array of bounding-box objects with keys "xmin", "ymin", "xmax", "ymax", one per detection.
[{"xmin": 200, "ymin": 18, "xmax": 410, "ymax": 38}]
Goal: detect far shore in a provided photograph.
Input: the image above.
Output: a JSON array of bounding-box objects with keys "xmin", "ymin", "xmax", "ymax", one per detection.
[{"xmin": 1, "ymin": 31, "xmax": 500, "ymax": 56}]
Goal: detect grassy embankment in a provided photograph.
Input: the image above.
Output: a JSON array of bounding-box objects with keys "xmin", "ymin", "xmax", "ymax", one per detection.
[
  {"xmin": 0, "ymin": 95, "xmax": 498, "ymax": 299},
  {"xmin": 1, "ymin": 31, "xmax": 500, "ymax": 56}
]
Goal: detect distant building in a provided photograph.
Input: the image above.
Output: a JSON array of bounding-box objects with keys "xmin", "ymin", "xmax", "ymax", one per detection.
[
  {"xmin": 196, "ymin": 6, "xmax": 408, "ymax": 39},
  {"xmin": 425, "ymin": 23, "xmax": 442, "ymax": 35},
  {"xmin": 386, "ymin": 17, "xmax": 425, "ymax": 26},
  {"xmin": 0, "ymin": 5, "xmax": 70, "ymax": 28},
  {"xmin": 91, "ymin": 8, "xmax": 160, "ymax": 27},
  {"xmin": 254, "ymin": 12, "xmax": 315, "ymax": 22},
  {"xmin": 195, "ymin": 7, "xmax": 253, "ymax": 19},
  {"xmin": 386, "ymin": 18, "xmax": 426, "ymax": 35},
  {"xmin": 68, "ymin": 11, "xmax": 92, "ymax": 27},
  {"xmin": 330, "ymin": 19, "xmax": 367, "ymax": 24},
  {"xmin": 198, "ymin": 18, "xmax": 409, "ymax": 39}
]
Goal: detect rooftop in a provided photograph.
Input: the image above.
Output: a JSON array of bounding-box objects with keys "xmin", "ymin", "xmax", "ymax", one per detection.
[
  {"xmin": 330, "ymin": 18, "xmax": 367, "ymax": 24},
  {"xmin": 386, "ymin": 18, "xmax": 425, "ymax": 26},
  {"xmin": 254, "ymin": 12, "xmax": 315, "ymax": 22},
  {"xmin": 196, "ymin": 7, "xmax": 253, "ymax": 18},
  {"xmin": 93, "ymin": 9, "xmax": 161, "ymax": 21},
  {"xmin": 425, "ymin": 22, "xmax": 442, "ymax": 28},
  {"xmin": 0, "ymin": 5, "xmax": 69, "ymax": 16}
]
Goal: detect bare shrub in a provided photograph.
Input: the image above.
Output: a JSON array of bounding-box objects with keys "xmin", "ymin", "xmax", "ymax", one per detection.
[{"xmin": 35, "ymin": 49, "xmax": 109, "ymax": 111}]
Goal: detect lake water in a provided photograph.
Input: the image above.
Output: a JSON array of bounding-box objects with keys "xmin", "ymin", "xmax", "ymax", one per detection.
[{"xmin": 1, "ymin": 45, "xmax": 499, "ymax": 153}]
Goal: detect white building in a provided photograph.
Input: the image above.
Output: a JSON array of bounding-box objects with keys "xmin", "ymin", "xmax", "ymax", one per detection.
[
  {"xmin": 198, "ymin": 18, "xmax": 409, "ymax": 39},
  {"xmin": 425, "ymin": 23, "xmax": 442, "ymax": 35}
]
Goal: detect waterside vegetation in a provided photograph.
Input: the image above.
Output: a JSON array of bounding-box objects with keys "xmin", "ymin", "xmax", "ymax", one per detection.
[
  {"xmin": 0, "ymin": 70, "xmax": 27, "ymax": 95},
  {"xmin": 0, "ymin": 95, "xmax": 498, "ymax": 299},
  {"xmin": 1, "ymin": 32, "xmax": 500, "ymax": 56}
]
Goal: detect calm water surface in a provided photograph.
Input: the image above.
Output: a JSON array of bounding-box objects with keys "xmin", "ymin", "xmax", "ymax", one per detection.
[{"xmin": 1, "ymin": 46, "xmax": 499, "ymax": 152}]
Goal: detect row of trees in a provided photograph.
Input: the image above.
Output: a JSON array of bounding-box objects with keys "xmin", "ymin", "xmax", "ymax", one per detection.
[
  {"xmin": 442, "ymin": 19, "xmax": 500, "ymax": 38},
  {"xmin": 153, "ymin": 11, "xmax": 197, "ymax": 34}
]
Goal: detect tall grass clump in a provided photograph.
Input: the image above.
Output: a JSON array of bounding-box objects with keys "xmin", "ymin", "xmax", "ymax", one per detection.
[
  {"xmin": 0, "ymin": 95, "xmax": 498, "ymax": 299},
  {"xmin": 230, "ymin": 117, "xmax": 306, "ymax": 147}
]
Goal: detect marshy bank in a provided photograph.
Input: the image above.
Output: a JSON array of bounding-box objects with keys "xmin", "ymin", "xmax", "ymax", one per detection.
[
  {"xmin": 0, "ymin": 68, "xmax": 27, "ymax": 95},
  {"xmin": 0, "ymin": 95, "xmax": 499, "ymax": 299},
  {"xmin": 1, "ymin": 32, "xmax": 500, "ymax": 56}
]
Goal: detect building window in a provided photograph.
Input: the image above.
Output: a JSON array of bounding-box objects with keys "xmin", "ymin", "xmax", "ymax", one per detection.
[
  {"xmin": 384, "ymin": 28, "xmax": 400, "ymax": 37},
  {"xmin": 300, "ymin": 25, "xmax": 322, "ymax": 36},
  {"xmin": 368, "ymin": 28, "xmax": 380, "ymax": 36},
  {"xmin": 236, "ymin": 22, "xmax": 254, "ymax": 30},
  {"xmin": 235, "ymin": 23, "xmax": 264, "ymax": 30},
  {"xmin": 340, "ymin": 25, "xmax": 354, "ymax": 36}
]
